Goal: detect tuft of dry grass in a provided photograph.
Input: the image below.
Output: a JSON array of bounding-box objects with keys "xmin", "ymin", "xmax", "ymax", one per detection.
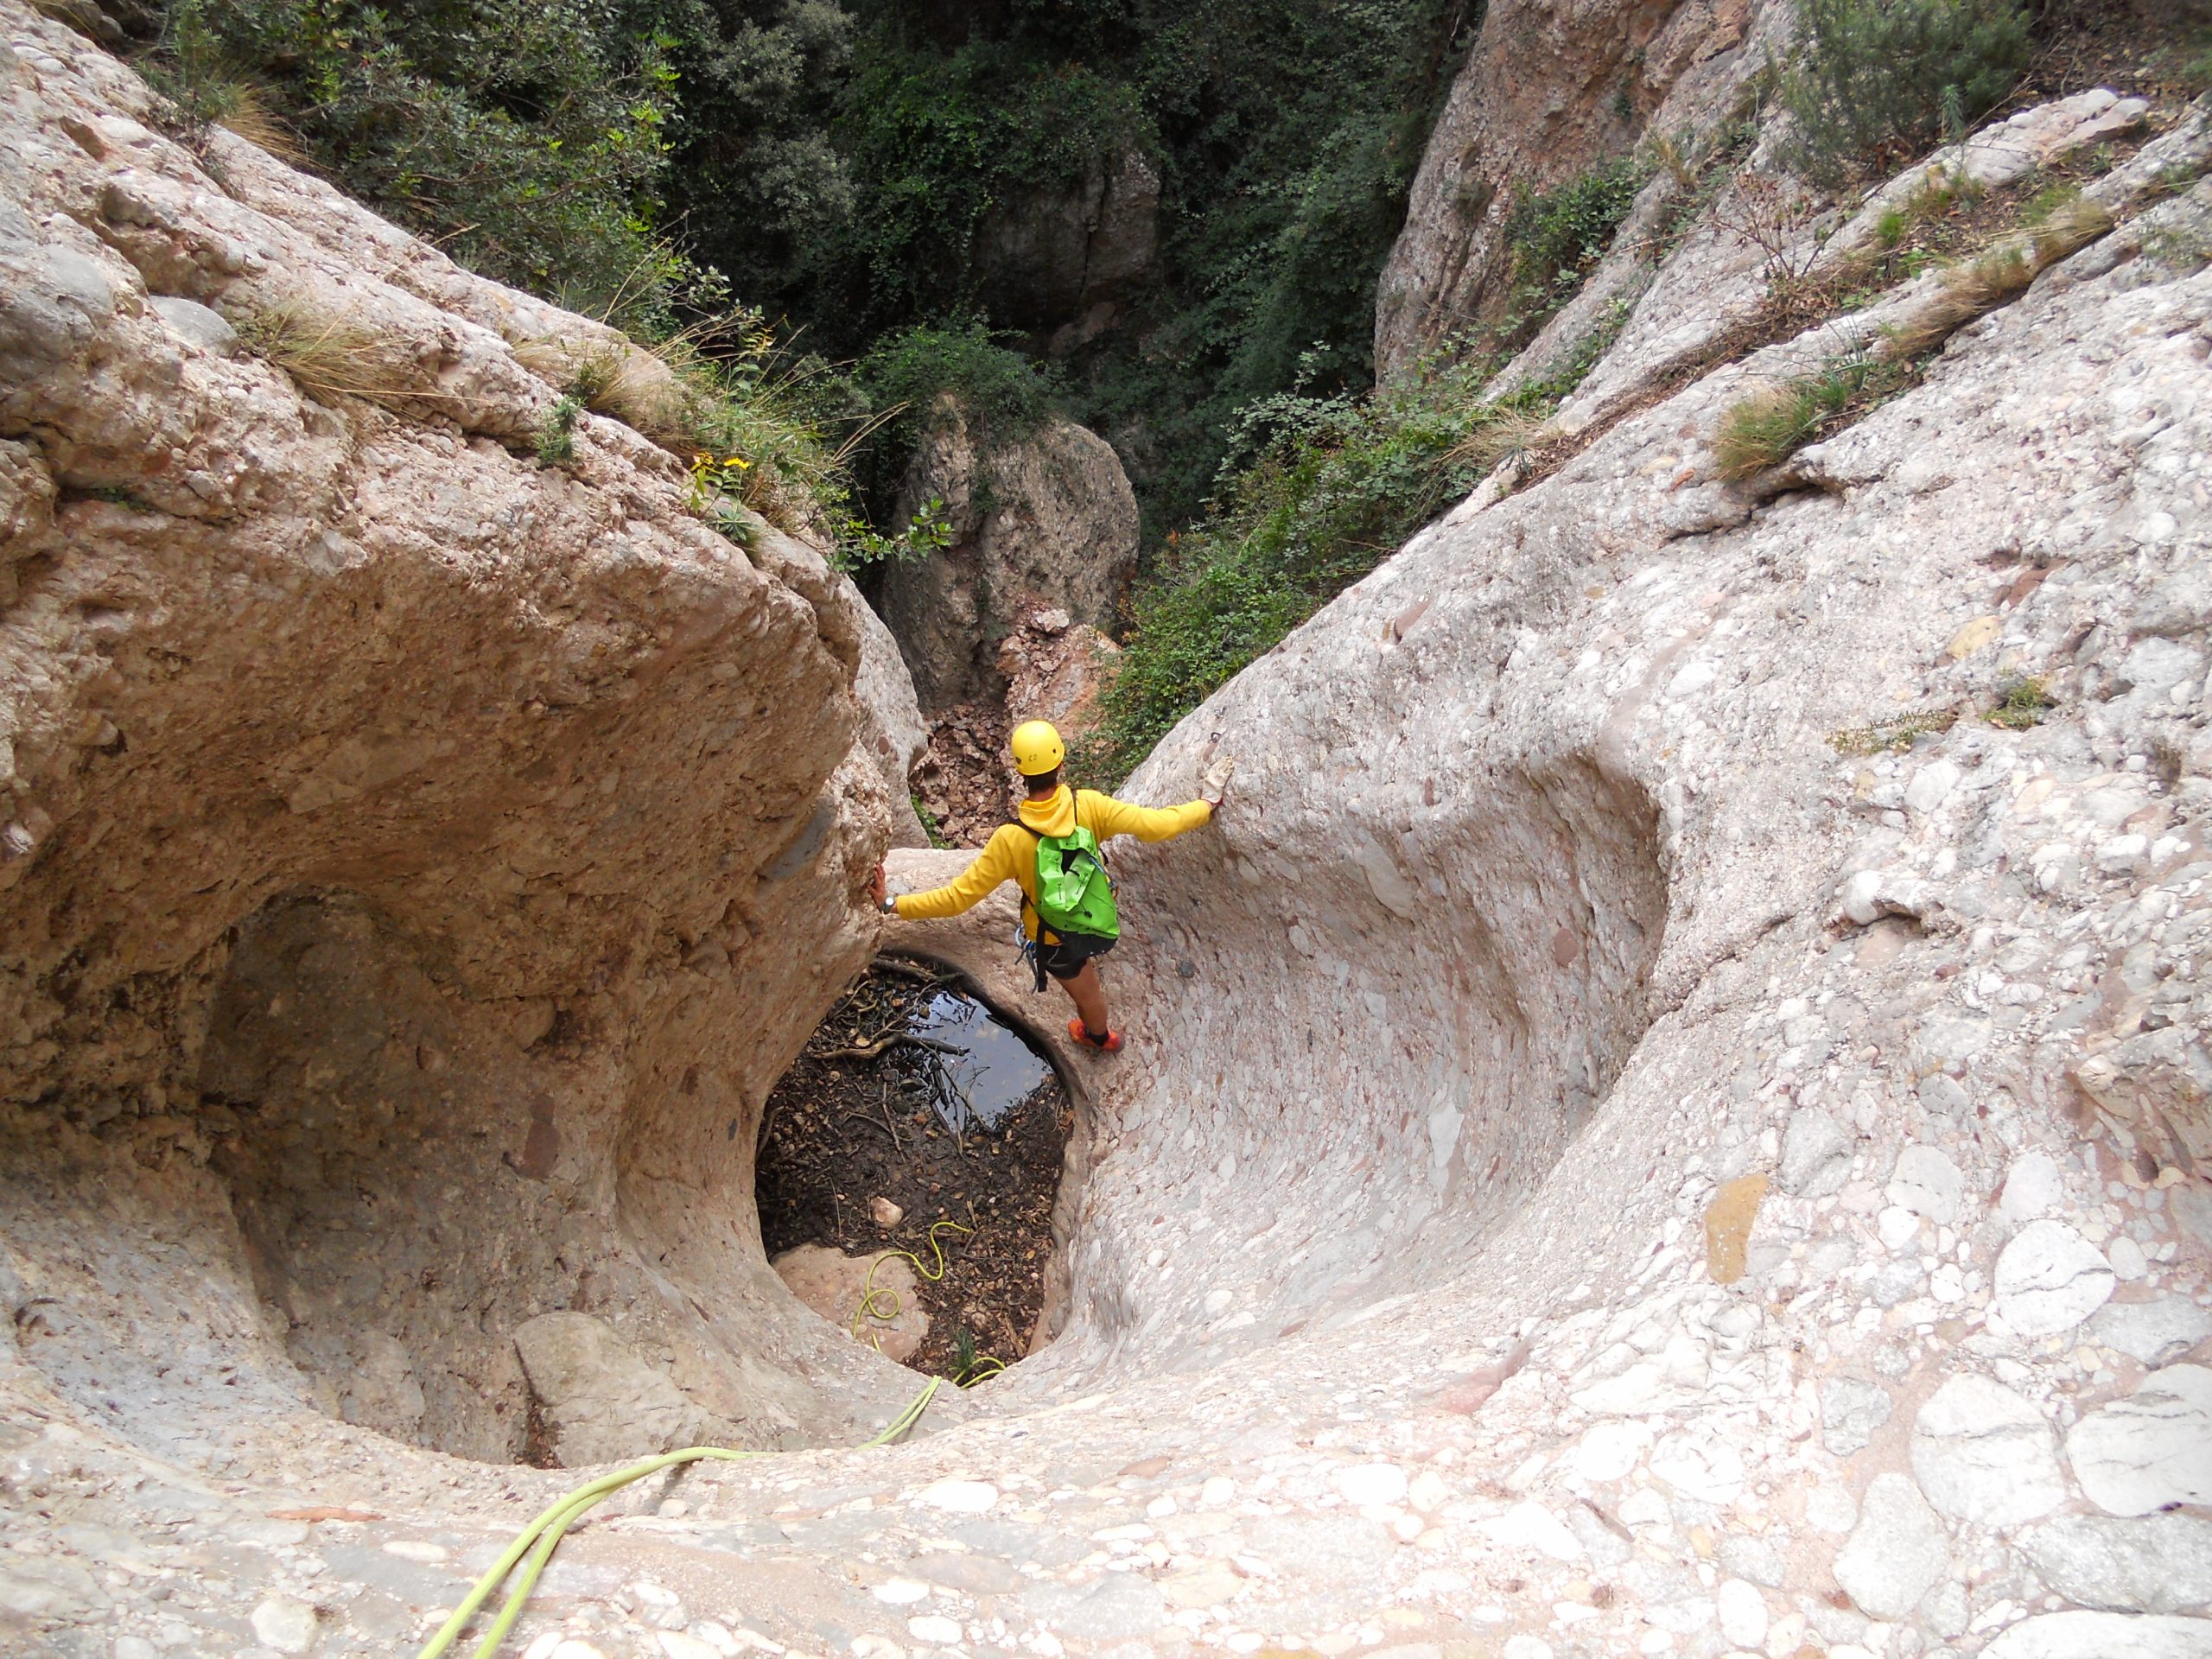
[
  {"xmin": 233, "ymin": 298, "xmax": 395, "ymax": 403},
  {"xmin": 1443, "ymin": 404, "xmax": 1561, "ymax": 477},
  {"xmin": 1831, "ymin": 709, "xmax": 1958, "ymax": 755},
  {"xmin": 211, "ymin": 80, "xmax": 308, "ymax": 167},
  {"xmin": 513, "ymin": 335, "xmax": 687, "ymax": 441},
  {"xmin": 1712, "ymin": 353, "xmax": 1914, "ymax": 480},
  {"xmin": 1883, "ymin": 195, "xmax": 2115, "ymax": 359}
]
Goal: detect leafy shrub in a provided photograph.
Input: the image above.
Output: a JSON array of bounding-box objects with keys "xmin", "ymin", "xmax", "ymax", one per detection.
[
  {"xmin": 156, "ymin": 0, "xmax": 690, "ymax": 329},
  {"xmin": 1077, "ymin": 354, "xmax": 1541, "ymax": 782},
  {"xmin": 857, "ymin": 322, "xmax": 1061, "ymax": 442},
  {"xmin": 1778, "ymin": 0, "xmax": 2031, "ymax": 188},
  {"xmin": 535, "ymin": 396, "xmax": 582, "ymax": 467},
  {"xmin": 1503, "ymin": 157, "xmax": 1649, "ymax": 337},
  {"xmin": 141, "ymin": 0, "xmax": 301, "ymax": 162}
]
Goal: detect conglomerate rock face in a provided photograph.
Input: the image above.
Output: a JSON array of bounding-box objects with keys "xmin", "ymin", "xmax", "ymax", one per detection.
[
  {"xmin": 0, "ymin": 0, "xmax": 937, "ymax": 1479},
  {"xmin": 1374, "ymin": 0, "xmax": 1782, "ymax": 379},
  {"xmin": 3, "ymin": 7, "xmax": 2212, "ymax": 1659},
  {"xmin": 878, "ymin": 397, "xmax": 1140, "ymax": 712}
]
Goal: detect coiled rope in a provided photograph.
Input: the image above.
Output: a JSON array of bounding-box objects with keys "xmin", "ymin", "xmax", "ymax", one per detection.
[{"xmin": 849, "ymin": 1217, "xmax": 1005, "ymax": 1384}]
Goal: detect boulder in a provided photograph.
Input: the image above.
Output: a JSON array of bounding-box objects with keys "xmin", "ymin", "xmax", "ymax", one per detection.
[
  {"xmin": 773, "ymin": 1244, "xmax": 929, "ymax": 1363},
  {"xmin": 512, "ymin": 1313, "xmax": 730, "ymax": 1467},
  {"xmin": 878, "ymin": 399, "xmax": 1138, "ymax": 711}
]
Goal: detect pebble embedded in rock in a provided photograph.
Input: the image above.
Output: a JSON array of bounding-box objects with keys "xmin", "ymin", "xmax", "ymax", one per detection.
[
  {"xmin": 1993, "ymin": 1220, "xmax": 2115, "ymax": 1337},
  {"xmin": 2091, "ymin": 1297, "xmax": 2212, "ymax": 1368},
  {"xmin": 1780, "ymin": 1109, "xmax": 1854, "ymax": 1198},
  {"xmin": 1334, "ymin": 1462, "xmax": 1408, "ymax": 1506},
  {"xmin": 1715, "ymin": 1578, "xmax": 1768, "ymax": 1649},
  {"xmin": 915, "ymin": 1478, "xmax": 999, "ymax": 1513},
  {"xmin": 1886, "ymin": 1145, "xmax": 1965, "ymax": 1224},
  {"xmin": 1999, "ymin": 1152, "xmax": 2068, "ymax": 1225},
  {"xmin": 1980, "ymin": 1610, "xmax": 2212, "ymax": 1658},
  {"xmin": 250, "ymin": 1595, "xmax": 319, "ymax": 1655},
  {"xmin": 1910, "ymin": 1372, "xmax": 2067, "ymax": 1528},
  {"xmin": 1833, "ymin": 1472, "xmax": 1948, "ymax": 1619},
  {"xmin": 2016, "ymin": 1512, "xmax": 2212, "ymax": 1614},
  {"xmin": 2065, "ymin": 1364, "xmax": 2212, "ymax": 1516}
]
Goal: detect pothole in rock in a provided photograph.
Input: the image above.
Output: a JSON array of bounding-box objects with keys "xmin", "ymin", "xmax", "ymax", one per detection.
[{"xmin": 757, "ymin": 962, "xmax": 1068, "ymax": 1385}]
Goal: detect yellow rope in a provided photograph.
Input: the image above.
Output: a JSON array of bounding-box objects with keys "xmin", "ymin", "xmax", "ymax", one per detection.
[
  {"xmin": 849, "ymin": 1218, "xmax": 1006, "ymax": 1387},
  {"xmin": 413, "ymin": 1379, "xmax": 940, "ymax": 1659}
]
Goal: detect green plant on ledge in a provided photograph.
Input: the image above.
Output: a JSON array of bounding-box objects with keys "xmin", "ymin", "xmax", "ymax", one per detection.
[
  {"xmin": 1986, "ymin": 676, "xmax": 2054, "ymax": 730},
  {"xmin": 534, "ymin": 396, "xmax": 582, "ymax": 468},
  {"xmin": 1713, "ymin": 352, "xmax": 1916, "ymax": 479}
]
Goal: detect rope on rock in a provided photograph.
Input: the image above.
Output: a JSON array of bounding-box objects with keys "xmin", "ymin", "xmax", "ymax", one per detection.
[
  {"xmin": 849, "ymin": 1217, "xmax": 1005, "ymax": 1386},
  {"xmin": 413, "ymin": 1378, "xmax": 941, "ymax": 1659}
]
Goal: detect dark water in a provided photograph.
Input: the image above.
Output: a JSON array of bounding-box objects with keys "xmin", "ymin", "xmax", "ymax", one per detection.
[{"xmin": 909, "ymin": 989, "xmax": 1052, "ymax": 1128}]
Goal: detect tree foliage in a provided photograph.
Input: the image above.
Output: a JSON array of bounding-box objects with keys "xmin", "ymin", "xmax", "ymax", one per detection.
[{"xmin": 1778, "ymin": 0, "xmax": 2031, "ymax": 187}]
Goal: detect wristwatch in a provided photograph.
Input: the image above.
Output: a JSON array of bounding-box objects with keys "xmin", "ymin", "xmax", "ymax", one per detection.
[{"xmin": 878, "ymin": 896, "xmax": 899, "ymax": 915}]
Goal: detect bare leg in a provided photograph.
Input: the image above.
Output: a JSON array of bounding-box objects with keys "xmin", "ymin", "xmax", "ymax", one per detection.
[{"xmin": 1059, "ymin": 961, "xmax": 1111, "ymax": 1038}]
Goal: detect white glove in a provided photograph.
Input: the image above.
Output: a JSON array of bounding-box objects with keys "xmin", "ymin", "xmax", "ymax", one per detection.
[{"xmin": 1200, "ymin": 755, "xmax": 1235, "ymax": 808}]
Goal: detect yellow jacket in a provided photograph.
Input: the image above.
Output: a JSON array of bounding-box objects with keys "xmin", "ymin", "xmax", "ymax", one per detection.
[{"xmin": 893, "ymin": 784, "xmax": 1211, "ymax": 940}]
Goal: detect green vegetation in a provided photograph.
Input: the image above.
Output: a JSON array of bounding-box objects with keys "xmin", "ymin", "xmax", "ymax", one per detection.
[
  {"xmin": 1986, "ymin": 676, "xmax": 2054, "ymax": 730},
  {"xmin": 1831, "ymin": 709, "xmax": 1959, "ymax": 756},
  {"xmin": 1777, "ymin": 0, "xmax": 2032, "ymax": 187},
  {"xmin": 912, "ymin": 795, "xmax": 952, "ymax": 850},
  {"xmin": 534, "ymin": 395, "xmax": 583, "ymax": 467},
  {"xmin": 1713, "ymin": 353, "xmax": 1915, "ymax": 480},
  {"xmin": 1077, "ymin": 347, "xmax": 1584, "ymax": 783},
  {"xmin": 1502, "ymin": 158, "xmax": 1649, "ymax": 341}
]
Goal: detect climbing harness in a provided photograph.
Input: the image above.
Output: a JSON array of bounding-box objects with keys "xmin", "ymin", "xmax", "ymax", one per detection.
[
  {"xmin": 413, "ymin": 1379, "xmax": 941, "ymax": 1659},
  {"xmin": 849, "ymin": 1217, "xmax": 1007, "ymax": 1386}
]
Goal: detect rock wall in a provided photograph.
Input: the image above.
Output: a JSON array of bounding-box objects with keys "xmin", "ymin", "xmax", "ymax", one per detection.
[
  {"xmin": 877, "ymin": 397, "xmax": 1139, "ymax": 711},
  {"xmin": 0, "ymin": 0, "xmax": 941, "ymax": 1480},
  {"xmin": 1373, "ymin": 0, "xmax": 1778, "ymax": 379},
  {"xmin": 979, "ymin": 145, "xmax": 1161, "ymax": 354}
]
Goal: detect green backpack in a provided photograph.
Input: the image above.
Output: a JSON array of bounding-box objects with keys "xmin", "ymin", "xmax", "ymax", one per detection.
[{"xmin": 1015, "ymin": 817, "xmax": 1121, "ymax": 941}]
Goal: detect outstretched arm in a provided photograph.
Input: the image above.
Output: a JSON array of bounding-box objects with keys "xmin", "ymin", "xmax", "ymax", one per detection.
[
  {"xmin": 1085, "ymin": 792, "xmax": 1214, "ymax": 843},
  {"xmin": 886, "ymin": 830, "xmax": 1023, "ymax": 919}
]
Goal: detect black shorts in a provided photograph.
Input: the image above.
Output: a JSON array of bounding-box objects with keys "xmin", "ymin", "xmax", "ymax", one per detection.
[{"xmin": 1034, "ymin": 931, "xmax": 1116, "ymax": 982}]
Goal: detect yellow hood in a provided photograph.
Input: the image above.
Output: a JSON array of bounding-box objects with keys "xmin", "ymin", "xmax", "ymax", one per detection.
[{"xmin": 1016, "ymin": 784, "xmax": 1077, "ymax": 837}]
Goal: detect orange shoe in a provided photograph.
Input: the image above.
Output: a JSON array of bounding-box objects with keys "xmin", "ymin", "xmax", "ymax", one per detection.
[{"xmin": 1068, "ymin": 1019, "xmax": 1123, "ymax": 1054}]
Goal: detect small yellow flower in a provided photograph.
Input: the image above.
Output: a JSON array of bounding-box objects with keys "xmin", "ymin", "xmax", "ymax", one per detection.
[{"xmin": 724, "ymin": 456, "xmax": 751, "ymax": 468}]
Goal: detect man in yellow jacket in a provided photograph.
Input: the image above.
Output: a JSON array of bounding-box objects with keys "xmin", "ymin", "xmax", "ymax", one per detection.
[{"xmin": 872, "ymin": 720, "xmax": 1224, "ymax": 1054}]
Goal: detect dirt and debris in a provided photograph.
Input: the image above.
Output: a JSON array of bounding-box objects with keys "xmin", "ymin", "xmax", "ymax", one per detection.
[
  {"xmin": 756, "ymin": 962, "xmax": 1069, "ymax": 1383},
  {"xmin": 913, "ymin": 699, "xmax": 1017, "ymax": 848}
]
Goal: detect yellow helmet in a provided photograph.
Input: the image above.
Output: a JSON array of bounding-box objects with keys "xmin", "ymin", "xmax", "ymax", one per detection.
[{"xmin": 1009, "ymin": 719, "xmax": 1065, "ymax": 777}]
